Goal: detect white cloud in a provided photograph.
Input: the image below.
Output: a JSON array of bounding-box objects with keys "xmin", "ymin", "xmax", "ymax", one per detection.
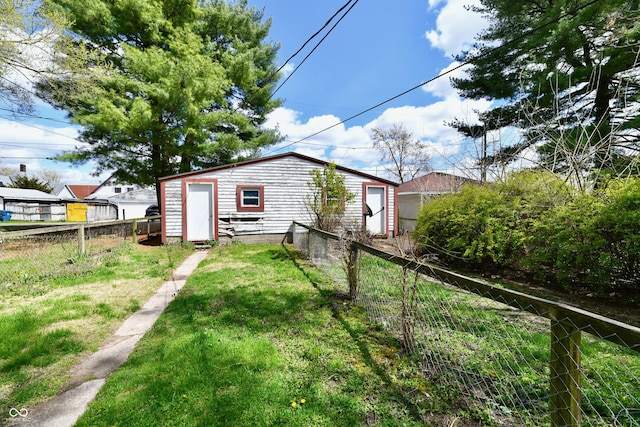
[
  {"xmin": 422, "ymin": 60, "xmax": 472, "ymax": 99},
  {"xmin": 0, "ymin": 118, "xmax": 106, "ymax": 184},
  {"xmin": 262, "ymin": 81, "xmax": 495, "ymax": 178},
  {"xmin": 263, "ymin": 108, "xmax": 381, "ymax": 171},
  {"xmin": 279, "ymin": 62, "xmax": 295, "ymax": 78},
  {"xmin": 425, "ymin": 0, "xmax": 488, "ymax": 58}
]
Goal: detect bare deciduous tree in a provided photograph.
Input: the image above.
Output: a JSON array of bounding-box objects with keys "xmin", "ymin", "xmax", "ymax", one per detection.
[
  {"xmin": 38, "ymin": 169, "xmax": 63, "ymax": 186},
  {"xmin": 0, "ymin": 0, "xmax": 72, "ymax": 113},
  {"xmin": 371, "ymin": 123, "xmax": 431, "ymax": 183}
]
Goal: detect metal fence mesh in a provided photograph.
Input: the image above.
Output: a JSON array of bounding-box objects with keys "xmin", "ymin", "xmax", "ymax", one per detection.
[
  {"xmin": 292, "ymin": 223, "xmax": 640, "ymax": 427},
  {"xmin": 0, "ymin": 221, "xmax": 147, "ymax": 297}
]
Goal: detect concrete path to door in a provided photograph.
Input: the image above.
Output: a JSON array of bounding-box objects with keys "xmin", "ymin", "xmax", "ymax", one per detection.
[{"xmin": 6, "ymin": 250, "xmax": 210, "ymax": 427}]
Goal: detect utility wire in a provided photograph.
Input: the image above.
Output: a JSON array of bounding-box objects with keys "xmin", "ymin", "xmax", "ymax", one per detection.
[
  {"xmin": 1, "ymin": 117, "xmax": 80, "ymax": 141},
  {"xmin": 267, "ymin": 0, "xmax": 600, "ymax": 154},
  {"xmin": 2, "ymin": 0, "xmax": 358, "ymax": 156},
  {"xmin": 272, "ymin": 0, "xmax": 360, "ymax": 95},
  {"xmin": 1, "ymin": 0, "xmax": 600, "ymax": 161},
  {"xmin": 0, "ymin": 155, "xmax": 57, "ymax": 160},
  {"xmin": 0, "ymin": 107, "xmax": 72, "ymax": 125},
  {"xmin": 0, "ymin": 78, "xmax": 82, "ymax": 141},
  {"xmin": 0, "ymin": 140, "xmax": 77, "ymax": 146},
  {"xmin": 212, "ymin": 0, "xmax": 359, "ymax": 136},
  {"xmin": 272, "ymin": 0, "xmax": 357, "ymax": 79}
]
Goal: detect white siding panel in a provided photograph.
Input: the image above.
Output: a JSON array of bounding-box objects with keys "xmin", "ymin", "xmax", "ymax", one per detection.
[
  {"xmin": 162, "ymin": 155, "xmax": 397, "ymax": 240},
  {"xmin": 164, "ymin": 180, "xmax": 183, "ymax": 238},
  {"xmin": 398, "ymin": 193, "xmax": 421, "ymax": 233},
  {"xmin": 399, "ymin": 194, "xmax": 421, "ymax": 220}
]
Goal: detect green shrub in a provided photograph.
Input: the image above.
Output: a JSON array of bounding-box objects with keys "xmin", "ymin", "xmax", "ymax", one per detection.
[
  {"xmin": 590, "ymin": 178, "xmax": 640, "ymax": 289},
  {"xmin": 414, "ymin": 171, "xmax": 571, "ymax": 269},
  {"xmin": 522, "ymin": 193, "xmax": 607, "ymax": 288},
  {"xmin": 414, "ymin": 171, "xmax": 640, "ymax": 294}
]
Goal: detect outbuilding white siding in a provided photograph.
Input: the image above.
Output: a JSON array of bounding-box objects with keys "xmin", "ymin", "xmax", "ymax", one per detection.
[
  {"xmin": 159, "ymin": 153, "xmax": 398, "ymax": 243},
  {"xmin": 398, "ymin": 193, "xmax": 423, "ymax": 233}
]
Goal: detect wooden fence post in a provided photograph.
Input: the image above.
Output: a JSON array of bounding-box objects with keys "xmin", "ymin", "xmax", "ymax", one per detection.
[
  {"xmin": 131, "ymin": 220, "xmax": 138, "ymax": 243},
  {"xmin": 550, "ymin": 319, "xmax": 582, "ymax": 427},
  {"xmin": 292, "ymin": 222, "xmax": 296, "ymax": 245},
  {"xmin": 348, "ymin": 241, "xmax": 358, "ymax": 300},
  {"xmin": 77, "ymin": 224, "xmax": 85, "ymax": 255}
]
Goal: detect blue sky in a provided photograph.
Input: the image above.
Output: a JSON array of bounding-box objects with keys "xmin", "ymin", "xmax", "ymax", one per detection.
[{"xmin": 0, "ymin": 0, "xmax": 501, "ymax": 184}]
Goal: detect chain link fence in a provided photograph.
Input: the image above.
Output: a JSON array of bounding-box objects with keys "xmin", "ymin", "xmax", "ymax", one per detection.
[
  {"xmin": 291, "ymin": 222, "xmax": 640, "ymax": 427},
  {"xmin": 0, "ymin": 219, "xmax": 160, "ymax": 297}
]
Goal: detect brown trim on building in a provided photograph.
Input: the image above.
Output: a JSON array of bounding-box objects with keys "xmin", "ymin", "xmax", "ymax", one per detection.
[
  {"xmin": 158, "ymin": 152, "xmax": 398, "ymax": 187},
  {"xmin": 160, "ymin": 180, "xmax": 167, "ymax": 243},
  {"xmin": 236, "ymin": 185, "xmax": 265, "ymax": 212},
  {"xmin": 181, "ymin": 178, "xmax": 218, "ymax": 242},
  {"xmin": 362, "ymin": 182, "xmax": 390, "ymax": 236}
]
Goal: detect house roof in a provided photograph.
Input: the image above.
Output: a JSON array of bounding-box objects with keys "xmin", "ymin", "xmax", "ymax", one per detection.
[
  {"xmin": 85, "ymin": 175, "xmax": 115, "ymax": 198},
  {"xmin": 52, "ymin": 183, "xmax": 76, "ymax": 198},
  {"xmin": 0, "ymin": 175, "xmax": 14, "ymax": 187},
  {"xmin": 68, "ymin": 184, "xmax": 100, "ymax": 199},
  {"xmin": 398, "ymin": 172, "xmax": 477, "ymax": 194},
  {"xmin": 0, "ymin": 187, "xmax": 60, "ymax": 201},
  {"xmin": 106, "ymin": 188, "xmax": 157, "ymax": 202},
  {"xmin": 158, "ymin": 152, "xmax": 399, "ymax": 186}
]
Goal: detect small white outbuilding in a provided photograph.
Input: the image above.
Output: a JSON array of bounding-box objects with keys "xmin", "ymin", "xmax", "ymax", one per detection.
[
  {"xmin": 397, "ymin": 172, "xmax": 478, "ymax": 233},
  {"xmin": 158, "ymin": 152, "xmax": 398, "ymax": 243}
]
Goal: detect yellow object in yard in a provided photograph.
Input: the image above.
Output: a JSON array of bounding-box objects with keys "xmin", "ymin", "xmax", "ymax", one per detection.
[{"xmin": 67, "ymin": 203, "xmax": 88, "ymax": 222}]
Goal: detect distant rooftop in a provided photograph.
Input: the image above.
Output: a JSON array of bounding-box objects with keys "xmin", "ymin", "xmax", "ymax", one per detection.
[
  {"xmin": 398, "ymin": 172, "xmax": 478, "ymax": 194},
  {"xmin": 68, "ymin": 185, "xmax": 100, "ymax": 199},
  {"xmin": 0, "ymin": 187, "xmax": 60, "ymax": 201}
]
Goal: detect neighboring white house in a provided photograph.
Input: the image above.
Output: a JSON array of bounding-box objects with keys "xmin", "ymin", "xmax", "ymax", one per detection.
[
  {"xmin": 83, "ymin": 176, "xmax": 157, "ymax": 220},
  {"xmin": 86, "ymin": 177, "xmax": 137, "ymax": 199},
  {"xmin": 104, "ymin": 188, "xmax": 157, "ymax": 220},
  {"xmin": 52, "ymin": 184, "xmax": 76, "ymax": 199},
  {"xmin": 398, "ymin": 172, "xmax": 478, "ymax": 233},
  {"xmin": 158, "ymin": 152, "xmax": 398, "ymax": 243},
  {"xmin": 0, "ymin": 175, "xmax": 15, "ymax": 188}
]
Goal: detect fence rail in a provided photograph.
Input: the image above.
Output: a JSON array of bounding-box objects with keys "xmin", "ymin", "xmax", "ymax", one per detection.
[
  {"xmin": 291, "ymin": 221, "xmax": 640, "ymax": 427},
  {"xmin": 0, "ymin": 218, "xmax": 160, "ymax": 296}
]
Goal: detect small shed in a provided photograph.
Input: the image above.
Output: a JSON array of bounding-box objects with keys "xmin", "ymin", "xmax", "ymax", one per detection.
[
  {"xmin": 159, "ymin": 152, "xmax": 398, "ymax": 243},
  {"xmin": 0, "ymin": 187, "xmax": 65, "ymax": 221},
  {"xmin": 398, "ymin": 172, "xmax": 478, "ymax": 233}
]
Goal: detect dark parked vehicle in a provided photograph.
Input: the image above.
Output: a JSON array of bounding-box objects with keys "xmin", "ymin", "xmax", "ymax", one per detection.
[{"xmin": 145, "ymin": 204, "xmax": 160, "ymax": 217}]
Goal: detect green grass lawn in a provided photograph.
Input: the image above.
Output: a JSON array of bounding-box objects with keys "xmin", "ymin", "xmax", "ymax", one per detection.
[
  {"xmin": 0, "ymin": 241, "xmax": 193, "ymax": 418},
  {"xmin": 74, "ymin": 244, "xmax": 434, "ymax": 426},
  {"xmin": 4, "ymin": 238, "xmax": 637, "ymax": 426}
]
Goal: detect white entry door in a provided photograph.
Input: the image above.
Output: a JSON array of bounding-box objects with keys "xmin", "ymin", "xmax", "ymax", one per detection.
[
  {"xmin": 365, "ymin": 186, "xmax": 386, "ymax": 235},
  {"xmin": 186, "ymin": 183, "xmax": 215, "ymax": 241}
]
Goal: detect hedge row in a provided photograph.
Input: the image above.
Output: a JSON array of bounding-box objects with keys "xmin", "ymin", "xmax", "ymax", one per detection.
[{"xmin": 414, "ymin": 171, "xmax": 640, "ymax": 293}]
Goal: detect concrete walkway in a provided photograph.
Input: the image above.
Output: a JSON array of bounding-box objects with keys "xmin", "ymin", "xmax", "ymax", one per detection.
[{"xmin": 6, "ymin": 250, "xmax": 210, "ymax": 427}]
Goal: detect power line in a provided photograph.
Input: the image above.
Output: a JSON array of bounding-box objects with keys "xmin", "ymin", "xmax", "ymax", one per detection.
[
  {"xmin": 0, "ymin": 141, "xmax": 77, "ymax": 147},
  {"xmin": 0, "ymin": 155, "xmax": 58, "ymax": 160},
  {"xmin": 273, "ymin": 0, "xmax": 357, "ymax": 78},
  {"xmin": 276, "ymin": 138, "xmax": 372, "ymax": 150},
  {"xmin": 0, "ymin": 107, "xmax": 73, "ymax": 125},
  {"xmin": 267, "ymin": 0, "xmax": 601, "ymax": 154},
  {"xmin": 0, "ymin": 115, "xmax": 80, "ymax": 141},
  {"xmin": 272, "ymin": 0, "xmax": 360, "ymax": 95}
]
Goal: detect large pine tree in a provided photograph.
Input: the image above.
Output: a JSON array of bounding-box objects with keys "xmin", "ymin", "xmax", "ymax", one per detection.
[
  {"xmin": 453, "ymin": 0, "xmax": 640, "ymax": 183},
  {"xmin": 38, "ymin": 0, "xmax": 282, "ymax": 192}
]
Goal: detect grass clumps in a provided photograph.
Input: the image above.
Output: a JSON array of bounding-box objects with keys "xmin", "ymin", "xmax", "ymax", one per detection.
[
  {"xmin": 75, "ymin": 244, "xmax": 433, "ymax": 426},
  {"xmin": 0, "ymin": 242, "xmax": 193, "ymax": 417}
]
